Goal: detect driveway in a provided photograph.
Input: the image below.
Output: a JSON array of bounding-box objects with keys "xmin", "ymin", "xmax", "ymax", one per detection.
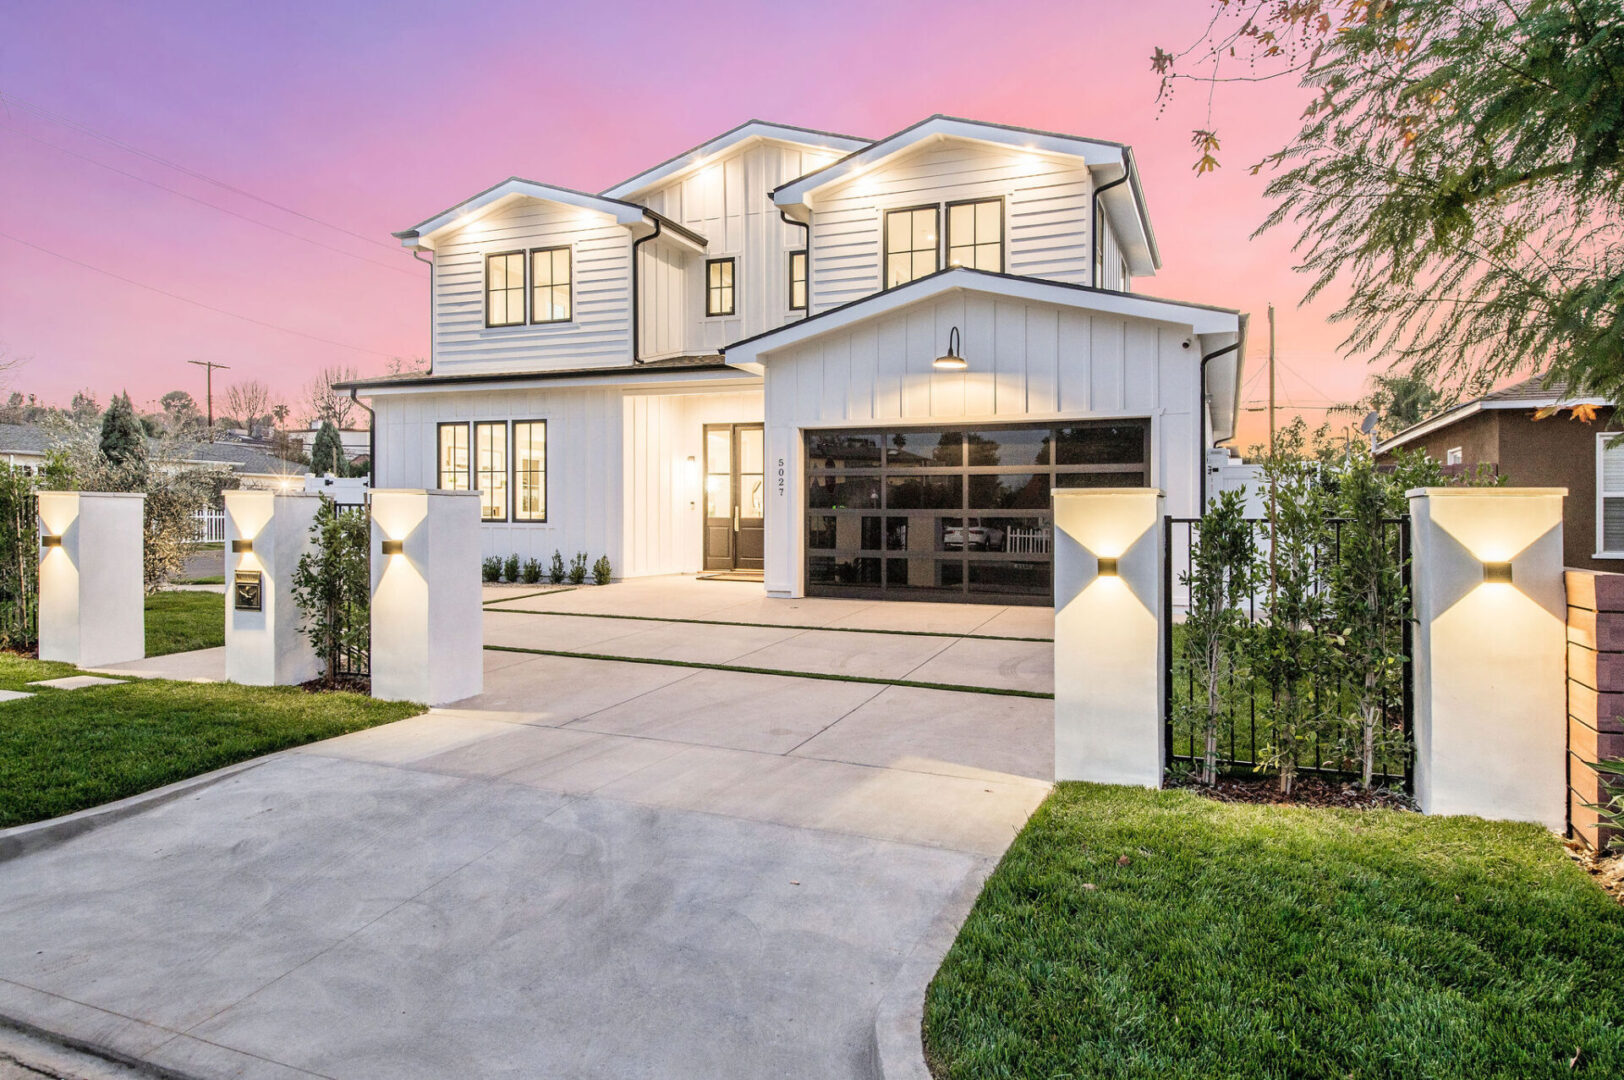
[{"xmin": 0, "ymin": 578, "xmax": 1053, "ymax": 1079}]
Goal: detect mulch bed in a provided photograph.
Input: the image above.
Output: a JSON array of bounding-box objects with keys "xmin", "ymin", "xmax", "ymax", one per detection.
[
  {"xmin": 297, "ymin": 674, "xmax": 371, "ymax": 695},
  {"xmin": 1171, "ymin": 773, "xmax": 1418, "ymax": 811},
  {"xmin": 1566, "ymin": 840, "xmax": 1624, "ymax": 905}
]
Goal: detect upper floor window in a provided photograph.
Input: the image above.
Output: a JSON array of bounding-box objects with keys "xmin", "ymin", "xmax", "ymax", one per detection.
[
  {"xmin": 437, "ymin": 422, "xmax": 470, "ymax": 490},
  {"xmin": 789, "ymin": 250, "xmax": 808, "ymax": 311},
  {"xmin": 485, "ymin": 252, "xmax": 526, "ymax": 327},
  {"xmin": 474, "ymin": 421, "xmax": 508, "ymax": 521},
  {"xmin": 947, "ymin": 199, "xmax": 1003, "ymax": 272},
  {"xmin": 707, "ymin": 258, "xmax": 736, "ymax": 316},
  {"xmin": 885, "ymin": 206, "xmax": 939, "ymax": 288},
  {"xmin": 513, "ymin": 420, "xmax": 547, "ymax": 522},
  {"xmin": 530, "ymin": 247, "xmax": 572, "ymax": 324}
]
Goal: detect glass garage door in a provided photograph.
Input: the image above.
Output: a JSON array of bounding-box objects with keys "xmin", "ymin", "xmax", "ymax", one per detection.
[{"xmin": 804, "ymin": 420, "xmax": 1150, "ymax": 603}]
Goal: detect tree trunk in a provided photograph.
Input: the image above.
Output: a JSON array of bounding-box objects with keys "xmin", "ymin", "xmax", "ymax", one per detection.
[{"xmin": 1360, "ymin": 668, "xmax": 1380, "ymax": 789}]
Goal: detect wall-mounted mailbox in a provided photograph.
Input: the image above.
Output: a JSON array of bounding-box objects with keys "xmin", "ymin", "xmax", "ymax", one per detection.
[{"xmin": 234, "ymin": 570, "xmax": 263, "ymax": 612}]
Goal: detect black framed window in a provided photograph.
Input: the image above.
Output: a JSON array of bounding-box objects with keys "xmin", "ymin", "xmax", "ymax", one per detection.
[
  {"xmin": 474, "ymin": 421, "xmax": 507, "ymax": 521},
  {"xmin": 789, "ymin": 250, "xmax": 807, "ymax": 310},
  {"xmin": 706, "ymin": 258, "xmax": 735, "ymax": 316},
  {"xmin": 530, "ymin": 247, "xmax": 572, "ymax": 324},
  {"xmin": 884, "ymin": 206, "xmax": 939, "ymax": 288},
  {"xmin": 437, "ymin": 422, "xmax": 470, "ymax": 490},
  {"xmin": 513, "ymin": 420, "xmax": 547, "ymax": 522},
  {"xmin": 485, "ymin": 251, "xmax": 525, "ymax": 327},
  {"xmin": 947, "ymin": 198, "xmax": 1003, "ymax": 272}
]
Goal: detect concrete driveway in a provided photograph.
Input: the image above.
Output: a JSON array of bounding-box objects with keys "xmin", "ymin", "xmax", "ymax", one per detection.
[{"xmin": 0, "ymin": 578, "xmax": 1053, "ymax": 1079}]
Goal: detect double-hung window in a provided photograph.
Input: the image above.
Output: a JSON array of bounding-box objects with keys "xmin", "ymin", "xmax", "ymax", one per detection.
[
  {"xmin": 1598, "ymin": 434, "xmax": 1624, "ymax": 556},
  {"xmin": 706, "ymin": 258, "xmax": 736, "ymax": 316},
  {"xmin": 485, "ymin": 252, "xmax": 526, "ymax": 327},
  {"xmin": 437, "ymin": 423, "xmax": 471, "ymax": 490},
  {"xmin": 513, "ymin": 420, "xmax": 547, "ymax": 522},
  {"xmin": 788, "ymin": 250, "xmax": 808, "ymax": 311},
  {"xmin": 530, "ymin": 247, "xmax": 572, "ymax": 323},
  {"xmin": 946, "ymin": 199, "xmax": 1003, "ymax": 272},
  {"xmin": 474, "ymin": 421, "xmax": 507, "ymax": 522},
  {"xmin": 884, "ymin": 206, "xmax": 939, "ymax": 288}
]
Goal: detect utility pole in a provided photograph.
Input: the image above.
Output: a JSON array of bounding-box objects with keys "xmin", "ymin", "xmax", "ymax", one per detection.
[{"xmin": 189, "ymin": 360, "xmax": 232, "ymax": 441}]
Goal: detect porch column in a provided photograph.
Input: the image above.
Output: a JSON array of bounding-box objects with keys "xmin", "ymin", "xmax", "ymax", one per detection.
[
  {"xmin": 37, "ymin": 491, "xmax": 145, "ymax": 667},
  {"xmin": 224, "ymin": 491, "xmax": 322, "ymax": 686},
  {"xmin": 1052, "ymin": 488, "xmax": 1165, "ymax": 786},
  {"xmin": 1409, "ymin": 487, "xmax": 1567, "ymax": 830},
  {"xmin": 369, "ymin": 489, "xmax": 482, "ymax": 705}
]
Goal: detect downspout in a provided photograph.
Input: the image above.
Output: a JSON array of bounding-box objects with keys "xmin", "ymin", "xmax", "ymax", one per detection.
[
  {"xmin": 779, "ymin": 209, "xmax": 810, "ymax": 318},
  {"xmin": 630, "ymin": 216, "xmax": 663, "ymax": 364},
  {"xmin": 349, "ymin": 387, "xmax": 376, "ymax": 488},
  {"xmin": 412, "ymin": 248, "xmax": 434, "ymax": 374},
  {"xmin": 1090, "ymin": 165, "xmax": 1130, "ymax": 288},
  {"xmin": 1198, "ymin": 340, "xmax": 1241, "ymax": 508}
]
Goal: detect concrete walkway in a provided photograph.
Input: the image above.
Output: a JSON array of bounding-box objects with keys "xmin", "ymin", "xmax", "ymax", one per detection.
[{"xmin": 0, "ymin": 578, "xmax": 1054, "ymax": 1079}]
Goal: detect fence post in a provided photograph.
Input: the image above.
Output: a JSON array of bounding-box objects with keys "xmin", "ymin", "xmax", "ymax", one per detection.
[
  {"xmin": 369, "ymin": 489, "xmax": 482, "ymax": 705},
  {"xmin": 224, "ymin": 491, "xmax": 322, "ymax": 686},
  {"xmin": 1052, "ymin": 488, "xmax": 1165, "ymax": 786},
  {"xmin": 1409, "ymin": 487, "xmax": 1567, "ymax": 829},
  {"xmin": 37, "ymin": 491, "xmax": 145, "ymax": 667}
]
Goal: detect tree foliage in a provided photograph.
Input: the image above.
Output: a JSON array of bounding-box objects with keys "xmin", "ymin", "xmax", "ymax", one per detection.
[
  {"xmin": 304, "ymin": 365, "xmax": 359, "ymax": 428},
  {"xmin": 310, "ymin": 420, "xmax": 346, "ymax": 476},
  {"xmin": 1178, "ymin": 489, "xmax": 1257, "ymax": 786},
  {"xmin": 1332, "ymin": 367, "xmax": 1452, "ymax": 438},
  {"xmin": 289, "ymin": 501, "xmax": 370, "ymax": 688},
  {"xmin": 98, "ymin": 392, "xmax": 145, "ymax": 467}
]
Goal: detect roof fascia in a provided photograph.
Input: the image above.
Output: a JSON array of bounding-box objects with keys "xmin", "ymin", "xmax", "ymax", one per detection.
[
  {"xmin": 397, "ymin": 179, "xmax": 655, "ymax": 248},
  {"xmin": 601, "ymin": 120, "xmax": 871, "ymax": 200}
]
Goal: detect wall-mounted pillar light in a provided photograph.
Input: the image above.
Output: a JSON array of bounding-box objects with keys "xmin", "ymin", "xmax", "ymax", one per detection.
[
  {"xmin": 1482, "ymin": 561, "xmax": 1513, "ymax": 585},
  {"xmin": 1096, "ymin": 556, "xmax": 1119, "ymax": 577},
  {"xmin": 380, "ymin": 539, "xmax": 405, "ymax": 556},
  {"xmin": 933, "ymin": 326, "xmax": 968, "ymax": 371},
  {"xmin": 231, "ymin": 538, "xmax": 254, "ymax": 554},
  {"xmin": 40, "ymin": 534, "xmax": 62, "ymax": 548}
]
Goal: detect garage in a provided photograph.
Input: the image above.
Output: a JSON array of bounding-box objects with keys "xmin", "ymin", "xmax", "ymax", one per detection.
[{"xmin": 804, "ymin": 419, "xmax": 1149, "ymax": 602}]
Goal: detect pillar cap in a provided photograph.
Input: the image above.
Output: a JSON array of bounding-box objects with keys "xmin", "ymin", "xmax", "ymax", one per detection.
[
  {"xmin": 1406, "ymin": 486, "xmax": 1567, "ymax": 499},
  {"xmin": 1051, "ymin": 488, "xmax": 1165, "ymax": 497}
]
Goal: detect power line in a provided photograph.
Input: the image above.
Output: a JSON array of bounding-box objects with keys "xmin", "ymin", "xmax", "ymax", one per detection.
[
  {"xmin": 3, "ymin": 122, "xmax": 420, "ymax": 279},
  {"xmin": 0, "ymin": 90, "xmax": 400, "ymax": 253},
  {"xmin": 0, "ymin": 230, "xmax": 395, "ymax": 358}
]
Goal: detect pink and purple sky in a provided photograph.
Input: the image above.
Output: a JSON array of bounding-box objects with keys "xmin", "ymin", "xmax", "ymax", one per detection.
[{"xmin": 1, "ymin": 0, "xmax": 1378, "ymax": 448}]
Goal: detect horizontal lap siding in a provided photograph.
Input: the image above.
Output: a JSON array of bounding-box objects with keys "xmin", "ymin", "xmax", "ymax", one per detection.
[
  {"xmin": 808, "ymin": 139, "xmax": 1096, "ymax": 314},
  {"xmin": 432, "ymin": 200, "xmax": 632, "ymax": 374}
]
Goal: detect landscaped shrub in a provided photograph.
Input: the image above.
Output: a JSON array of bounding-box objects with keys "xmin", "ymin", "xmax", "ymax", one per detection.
[
  {"xmin": 503, "ymin": 552, "xmax": 520, "ymax": 583},
  {"xmin": 481, "ymin": 556, "xmax": 502, "ymax": 583},
  {"xmin": 1176, "ymin": 488, "xmax": 1255, "ymax": 787},
  {"xmin": 521, "ymin": 557, "xmax": 542, "ymax": 584},
  {"xmin": 1595, "ymin": 759, "xmax": 1624, "ymax": 851},
  {"xmin": 549, "ymin": 550, "xmax": 566, "ymax": 584},
  {"xmin": 0, "ymin": 463, "xmax": 39, "ymax": 651},
  {"xmin": 290, "ymin": 501, "xmax": 370, "ymax": 688},
  {"xmin": 592, "ymin": 555, "xmax": 612, "ymax": 586},
  {"xmin": 568, "ymin": 552, "xmax": 588, "ymax": 585}
]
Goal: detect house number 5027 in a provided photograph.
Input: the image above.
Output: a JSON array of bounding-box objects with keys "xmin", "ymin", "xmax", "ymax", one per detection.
[{"xmin": 776, "ymin": 458, "xmax": 786, "ymax": 496}]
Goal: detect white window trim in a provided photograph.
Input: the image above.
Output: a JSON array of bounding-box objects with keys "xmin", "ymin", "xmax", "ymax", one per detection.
[
  {"xmin": 1596, "ymin": 433, "xmax": 1624, "ymax": 559},
  {"xmin": 1445, "ymin": 446, "xmax": 1463, "ymax": 466}
]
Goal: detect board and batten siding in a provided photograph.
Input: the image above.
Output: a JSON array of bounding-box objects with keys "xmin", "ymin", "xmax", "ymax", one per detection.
[
  {"xmin": 806, "ymin": 139, "xmax": 1099, "ymax": 315},
  {"xmin": 757, "ymin": 292, "xmax": 1200, "ymax": 598},
  {"xmin": 636, "ymin": 237, "xmax": 692, "ymax": 362},
  {"xmin": 372, "ymin": 387, "xmax": 625, "ymax": 566},
  {"xmin": 637, "ymin": 140, "xmax": 842, "ymax": 352},
  {"xmin": 430, "ymin": 199, "xmax": 634, "ymax": 374}
]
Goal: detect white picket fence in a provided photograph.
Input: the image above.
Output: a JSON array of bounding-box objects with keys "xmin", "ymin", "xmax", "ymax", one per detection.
[{"xmin": 192, "ymin": 509, "xmax": 226, "ymax": 543}]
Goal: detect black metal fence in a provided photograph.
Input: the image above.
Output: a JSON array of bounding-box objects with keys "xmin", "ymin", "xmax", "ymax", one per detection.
[
  {"xmin": 330, "ymin": 500, "xmax": 370, "ymax": 679},
  {"xmin": 1162, "ymin": 515, "xmax": 1413, "ymax": 784}
]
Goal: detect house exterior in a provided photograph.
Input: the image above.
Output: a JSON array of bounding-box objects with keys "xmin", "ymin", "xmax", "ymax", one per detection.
[
  {"xmin": 1374, "ymin": 376, "xmax": 1616, "ymax": 570},
  {"xmin": 344, "ymin": 115, "xmax": 1248, "ymax": 603}
]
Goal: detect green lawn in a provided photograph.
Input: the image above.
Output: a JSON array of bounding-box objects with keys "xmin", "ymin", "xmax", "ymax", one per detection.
[
  {"xmin": 925, "ymin": 783, "xmax": 1624, "ymax": 1080},
  {"xmin": 145, "ymin": 589, "xmax": 225, "ymax": 656},
  {"xmin": 0, "ymin": 652, "xmax": 421, "ymax": 827}
]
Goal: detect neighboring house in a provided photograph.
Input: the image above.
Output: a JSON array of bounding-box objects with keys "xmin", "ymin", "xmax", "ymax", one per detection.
[
  {"xmin": 344, "ymin": 115, "xmax": 1248, "ymax": 604},
  {"xmin": 1374, "ymin": 376, "xmax": 1615, "ymax": 570},
  {"xmin": 0, "ymin": 424, "xmax": 52, "ymax": 474},
  {"xmin": 0, "ymin": 422, "xmax": 308, "ymax": 490},
  {"xmin": 291, "ymin": 423, "xmax": 371, "ymax": 462}
]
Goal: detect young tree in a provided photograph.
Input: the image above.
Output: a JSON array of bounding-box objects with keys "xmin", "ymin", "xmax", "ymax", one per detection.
[
  {"xmin": 304, "ymin": 365, "xmax": 359, "ymax": 428},
  {"xmin": 1154, "ymin": 1, "xmax": 1624, "ymax": 400},
  {"xmin": 290, "ymin": 502, "xmax": 371, "ymax": 688},
  {"xmin": 310, "ymin": 420, "xmax": 346, "ymax": 476},
  {"xmin": 98, "ymin": 391, "xmax": 145, "ymax": 466},
  {"xmin": 224, "ymin": 380, "xmax": 272, "ymax": 438},
  {"xmin": 69, "ymin": 390, "xmax": 100, "ymax": 422},
  {"xmin": 1178, "ymin": 488, "xmax": 1257, "ymax": 785}
]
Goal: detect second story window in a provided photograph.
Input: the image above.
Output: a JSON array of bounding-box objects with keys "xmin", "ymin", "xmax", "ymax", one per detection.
[
  {"xmin": 947, "ymin": 199, "xmax": 1003, "ymax": 272},
  {"xmin": 789, "ymin": 250, "xmax": 807, "ymax": 311},
  {"xmin": 885, "ymin": 206, "xmax": 939, "ymax": 288},
  {"xmin": 707, "ymin": 258, "xmax": 736, "ymax": 316},
  {"xmin": 530, "ymin": 247, "xmax": 572, "ymax": 324},
  {"xmin": 485, "ymin": 252, "xmax": 526, "ymax": 327}
]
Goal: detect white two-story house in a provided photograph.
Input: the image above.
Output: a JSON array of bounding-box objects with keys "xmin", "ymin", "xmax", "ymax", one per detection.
[{"xmin": 344, "ymin": 115, "xmax": 1246, "ymax": 604}]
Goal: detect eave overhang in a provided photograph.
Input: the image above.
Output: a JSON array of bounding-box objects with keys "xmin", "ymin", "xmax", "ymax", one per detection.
[
  {"xmin": 393, "ymin": 178, "xmax": 706, "ymax": 252},
  {"xmin": 601, "ymin": 119, "xmax": 871, "ymax": 201}
]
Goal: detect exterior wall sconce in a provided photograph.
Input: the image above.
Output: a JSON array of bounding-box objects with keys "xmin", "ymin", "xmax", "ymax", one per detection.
[
  {"xmin": 933, "ymin": 326, "xmax": 968, "ymax": 371},
  {"xmin": 231, "ymin": 539, "xmax": 253, "ymax": 554},
  {"xmin": 1096, "ymin": 556, "xmax": 1119, "ymax": 577},
  {"xmin": 1483, "ymin": 561, "xmax": 1513, "ymax": 585},
  {"xmin": 381, "ymin": 540, "xmax": 405, "ymax": 556},
  {"xmin": 40, "ymin": 534, "xmax": 62, "ymax": 548}
]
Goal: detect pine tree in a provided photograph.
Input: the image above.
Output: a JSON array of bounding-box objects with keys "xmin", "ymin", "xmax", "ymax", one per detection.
[
  {"xmin": 310, "ymin": 420, "xmax": 345, "ymax": 477},
  {"xmin": 98, "ymin": 392, "xmax": 145, "ymax": 467}
]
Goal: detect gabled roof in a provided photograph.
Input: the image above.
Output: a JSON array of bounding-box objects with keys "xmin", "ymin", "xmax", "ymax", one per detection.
[
  {"xmin": 1374, "ymin": 374, "xmax": 1613, "ymax": 454},
  {"xmin": 770, "ymin": 115, "xmax": 1160, "ymax": 275},
  {"xmin": 394, "ymin": 177, "xmax": 706, "ymax": 250},
  {"xmin": 600, "ymin": 119, "xmax": 872, "ymax": 200}
]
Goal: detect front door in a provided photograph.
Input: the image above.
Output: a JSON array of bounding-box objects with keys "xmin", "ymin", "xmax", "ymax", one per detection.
[{"xmin": 703, "ymin": 424, "xmax": 765, "ymax": 572}]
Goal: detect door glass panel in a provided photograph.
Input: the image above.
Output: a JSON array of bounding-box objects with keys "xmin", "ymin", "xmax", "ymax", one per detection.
[
  {"xmin": 705, "ymin": 475, "xmax": 731, "ymax": 518},
  {"xmin": 1055, "ymin": 421, "xmax": 1147, "ymax": 465},
  {"xmin": 742, "ymin": 475, "xmax": 764, "ymax": 517},
  {"xmin": 808, "ymin": 431, "xmax": 882, "ymax": 467},
  {"xmin": 966, "ymin": 428, "xmax": 1050, "ymax": 467},
  {"xmin": 887, "ymin": 475, "xmax": 961, "ymax": 509},
  {"xmin": 968, "ymin": 473, "xmax": 1049, "ymax": 510},
  {"xmin": 706, "ymin": 429, "xmax": 731, "ymax": 476},
  {"xmin": 809, "ymin": 515, "xmax": 837, "ymax": 549},
  {"xmin": 738, "ymin": 428, "xmax": 764, "ymax": 474},
  {"xmin": 1055, "ymin": 470, "xmax": 1147, "ymax": 488},
  {"xmin": 808, "ymin": 475, "xmax": 881, "ymax": 510},
  {"xmin": 888, "ymin": 430, "xmax": 962, "ymax": 467}
]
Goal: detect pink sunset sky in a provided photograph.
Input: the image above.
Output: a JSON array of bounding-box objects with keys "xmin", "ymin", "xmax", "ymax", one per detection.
[{"xmin": 2, "ymin": 0, "xmax": 1381, "ymax": 449}]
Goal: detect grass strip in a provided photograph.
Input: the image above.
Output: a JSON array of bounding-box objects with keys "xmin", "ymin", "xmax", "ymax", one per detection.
[
  {"xmin": 485, "ymin": 607, "xmax": 1054, "ymax": 643},
  {"xmin": 482, "ymin": 587, "xmax": 577, "ymax": 606},
  {"xmin": 145, "ymin": 590, "xmax": 225, "ymax": 656},
  {"xmin": 484, "ymin": 644, "xmax": 1053, "ymax": 699}
]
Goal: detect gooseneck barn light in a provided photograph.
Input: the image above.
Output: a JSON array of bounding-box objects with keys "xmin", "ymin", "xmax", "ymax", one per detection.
[{"xmin": 933, "ymin": 326, "xmax": 968, "ymax": 371}]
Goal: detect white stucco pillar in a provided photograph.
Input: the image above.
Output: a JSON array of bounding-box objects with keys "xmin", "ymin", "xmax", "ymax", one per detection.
[
  {"xmin": 37, "ymin": 491, "xmax": 145, "ymax": 667},
  {"xmin": 1052, "ymin": 488, "xmax": 1165, "ymax": 786},
  {"xmin": 369, "ymin": 489, "xmax": 482, "ymax": 705},
  {"xmin": 1409, "ymin": 487, "xmax": 1567, "ymax": 830},
  {"xmin": 224, "ymin": 491, "xmax": 321, "ymax": 686}
]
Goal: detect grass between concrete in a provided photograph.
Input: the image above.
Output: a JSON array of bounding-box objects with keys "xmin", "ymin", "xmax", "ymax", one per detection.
[
  {"xmin": 145, "ymin": 590, "xmax": 225, "ymax": 657},
  {"xmin": 486, "ymin": 607, "xmax": 1054, "ymax": 643},
  {"xmin": 924, "ymin": 783, "xmax": 1624, "ymax": 1079},
  {"xmin": 0, "ymin": 653, "xmax": 422, "ymax": 828},
  {"xmin": 484, "ymin": 644, "xmax": 1054, "ymax": 699}
]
